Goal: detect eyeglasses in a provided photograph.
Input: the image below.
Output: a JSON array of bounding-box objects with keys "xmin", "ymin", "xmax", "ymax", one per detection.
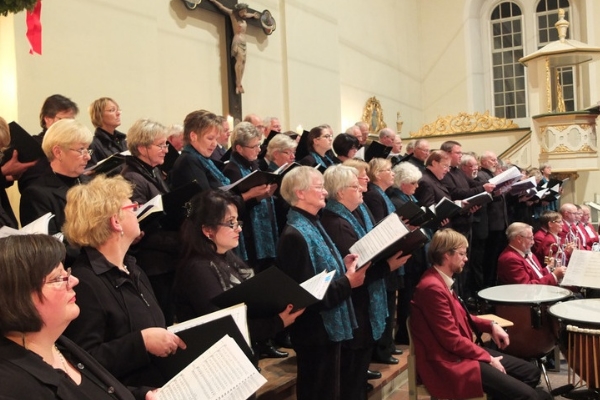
[
  {"xmin": 219, "ymin": 220, "xmax": 243, "ymax": 230},
  {"xmin": 45, "ymin": 268, "xmax": 72, "ymax": 290},
  {"xmin": 519, "ymin": 234, "xmax": 534, "ymax": 240},
  {"xmin": 243, "ymin": 144, "xmax": 261, "ymax": 150},
  {"xmin": 68, "ymin": 148, "xmax": 93, "ymax": 157},
  {"xmin": 152, "ymin": 143, "xmax": 170, "ymax": 151},
  {"xmin": 309, "ymin": 185, "xmax": 327, "ymax": 192},
  {"xmin": 121, "ymin": 202, "xmax": 140, "ymax": 212},
  {"xmin": 345, "ymin": 184, "xmax": 361, "ymax": 191},
  {"xmin": 319, "ymin": 134, "xmax": 333, "ymax": 139},
  {"xmin": 551, "ymin": 220, "xmax": 563, "ymax": 224},
  {"xmin": 280, "ymin": 150, "xmax": 296, "ymax": 157}
]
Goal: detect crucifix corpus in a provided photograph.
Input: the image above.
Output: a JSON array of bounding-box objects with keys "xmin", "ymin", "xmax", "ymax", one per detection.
[{"xmin": 183, "ymin": 0, "xmax": 276, "ymax": 119}]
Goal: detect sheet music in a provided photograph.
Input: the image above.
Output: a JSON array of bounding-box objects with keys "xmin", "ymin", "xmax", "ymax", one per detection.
[
  {"xmin": 300, "ymin": 270, "xmax": 336, "ymax": 300},
  {"xmin": 0, "ymin": 212, "xmax": 54, "ymax": 238},
  {"xmin": 136, "ymin": 194, "xmax": 163, "ymax": 221},
  {"xmin": 349, "ymin": 213, "xmax": 409, "ymax": 267},
  {"xmin": 156, "ymin": 335, "xmax": 266, "ymax": 400},
  {"xmin": 168, "ymin": 303, "xmax": 251, "ymax": 346},
  {"xmin": 562, "ymin": 249, "xmax": 600, "ymax": 289}
]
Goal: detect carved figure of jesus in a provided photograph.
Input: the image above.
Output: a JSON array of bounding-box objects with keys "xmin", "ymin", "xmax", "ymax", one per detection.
[{"xmin": 207, "ymin": 0, "xmax": 260, "ymax": 94}]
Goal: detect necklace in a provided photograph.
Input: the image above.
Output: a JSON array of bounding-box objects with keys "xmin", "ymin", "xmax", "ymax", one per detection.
[
  {"xmin": 120, "ymin": 264, "xmax": 130, "ymax": 274},
  {"xmin": 54, "ymin": 345, "xmax": 73, "ymax": 380}
]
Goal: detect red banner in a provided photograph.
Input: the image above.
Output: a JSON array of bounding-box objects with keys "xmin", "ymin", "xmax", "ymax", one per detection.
[{"xmin": 26, "ymin": 0, "xmax": 42, "ymax": 55}]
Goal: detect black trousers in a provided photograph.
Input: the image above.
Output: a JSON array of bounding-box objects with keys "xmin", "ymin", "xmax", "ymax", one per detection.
[
  {"xmin": 481, "ymin": 348, "xmax": 550, "ymax": 400},
  {"xmin": 340, "ymin": 345, "xmax": 371, "ymax": 400},
  {"xmin": 372, "ymin": 289, "xmax": 397, "ymax": 360},
  {"xmin": 294, "ymin": 341, "xmax": 341, "ymax": 400}
]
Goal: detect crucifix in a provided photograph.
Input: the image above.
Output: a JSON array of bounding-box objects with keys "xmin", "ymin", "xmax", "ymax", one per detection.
[{"xmin": 182, "ymin": 0, "xmax": 275, "ymax": 121}]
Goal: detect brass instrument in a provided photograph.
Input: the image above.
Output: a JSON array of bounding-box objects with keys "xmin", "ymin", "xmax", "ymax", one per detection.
[{"xmin": 544, "ymin": 242, "xmax": 564, "ymax": 271}]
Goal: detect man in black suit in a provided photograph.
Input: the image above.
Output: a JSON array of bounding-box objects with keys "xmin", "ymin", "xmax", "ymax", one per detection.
[
  {"xmin": 402, "ymin": 138, "xmax": 429, "ymax": 173},
  {"xmin": 477, "ymin": 151, "xmax": 508, "ymax": 288}
]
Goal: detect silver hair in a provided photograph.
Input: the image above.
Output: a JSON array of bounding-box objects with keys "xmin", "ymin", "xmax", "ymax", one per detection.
[
  {"xmin": 232, "ymin": 121, "xmax": 261, "ymax": 148},
  {"xmin": 392, "ymin": 162, "xmax": 422, "ymax": 186},
  {"xmin": 323, "ymin": 165, "xmax": 358, "ymax": 200}
]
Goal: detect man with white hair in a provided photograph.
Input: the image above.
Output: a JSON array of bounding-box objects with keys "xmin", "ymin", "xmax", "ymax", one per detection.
[
  {"xmin": 497, "ymin": 222, "xmax": 566, "ymax": 285},
  {"xmin": 378, "ymin": 128, "xmax": 396, "ymax": 147}
]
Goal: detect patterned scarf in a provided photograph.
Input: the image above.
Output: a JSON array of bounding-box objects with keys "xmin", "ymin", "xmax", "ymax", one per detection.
[
  {"xmin": 287, "ymin": 209, "xmax": 357, "ymax": 341},
  {"xmin": 324, "ymin": 200, "xmax": 388, "ymax": 340},
  {"xmin": 182, "ymin": 144, "xmax": 230, "ymax": 185},
  {"xmin": 229, "ymin": 156, "xmax": 278, "ymax": 261}
]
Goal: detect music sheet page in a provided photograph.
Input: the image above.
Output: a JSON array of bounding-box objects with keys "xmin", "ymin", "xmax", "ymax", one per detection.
[
  {"xmin": 562, "ymin": 250, "xmax": 600, "ymax": 289},
  {"xmin": 168, "ymin": 303, "xmax": 251, "ymax": 346},
  {"xmin": 300, "ymin": 270, "xmax": 336, "ymax": 300},
  {"xmin": 349, "ymin": 213, "xmax": 408, "ymax": 267},
  {"xmin": 156, "ymin": 335, "xmax": 266, "ymax": 400}
]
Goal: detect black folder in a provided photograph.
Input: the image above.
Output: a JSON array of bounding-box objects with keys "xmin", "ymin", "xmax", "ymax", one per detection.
[
  {"xmin": 212, "ymin": 267, "xmax": 321, "ymax": 318},
  {"xmin": 295, "ymin": 130, "xmax": 310, "ymax": 161},
  {"xmin": 369, "ymin": 228, "xmax": 430, "ymax": 265},
  {"xmin": 364, "ymin": 141, "xmax": 392, "ymax": 162},
  {"xmin": 154, "ymin": 315, "xmax": 254, "ymax": 381},
  {"xmin": 221, "ymin": 170, "xmax": 281, "ymax": 194},
  {"xmin": 7, "ymin": 122, "xmax": 45, "ymax": 163},
  {"xmin": 85, "ymin": 153, "xmax": 126, "ymax": 175},
  {"xmin": 139, "ymin": 181, "xmax": 203, "ymax": 231},
  {"xmin": 461, "ymin": 191, "xmax": 493, "ymax": 211},
  {"xmin": 395, "ymin": 201, "xmax": 425, "ymax": 222}
]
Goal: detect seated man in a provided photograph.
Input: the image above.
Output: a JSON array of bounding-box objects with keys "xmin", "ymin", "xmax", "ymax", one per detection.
[
  {"xmin": 497, "ymin": 222, "xmax": 566, "ymax": 285},
  {"xmin": 410, "ymin": 229, "xmax": 550, "ymax": 400}
]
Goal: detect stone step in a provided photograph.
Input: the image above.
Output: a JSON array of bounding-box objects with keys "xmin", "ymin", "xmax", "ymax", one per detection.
[{"xmin": 256, "ymin": 345, "xmax": 409, "ymax": 400}]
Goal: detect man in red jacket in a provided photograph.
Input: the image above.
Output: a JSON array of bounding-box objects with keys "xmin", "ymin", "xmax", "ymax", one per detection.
[{"xmin": 410, "ymin": 229, "xmax": 549, "ymax": 400}]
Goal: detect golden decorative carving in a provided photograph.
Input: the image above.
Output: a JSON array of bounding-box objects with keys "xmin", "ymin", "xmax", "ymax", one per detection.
[
  {"xmin": 540, "ymin": 144, "xmax": 596, "ymax": 153},
  {"xmin": 409, "ymin": 111, "xmax": 518, "ymax": 137},
  {"xmin": 362, "ymin": 97, "xmax": 386, "ymax": 134}
]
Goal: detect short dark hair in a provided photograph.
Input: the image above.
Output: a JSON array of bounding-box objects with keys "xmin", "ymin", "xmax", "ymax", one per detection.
[
  {"xmin": 183, "ymin": 110, "xmax": 222, "ymax": 145},
  {"xmin": 332, "ymin": 133, "xmax": 359, "ymax": 158},
  {"xmin": 539, "ymin": 210, "xmax": 562, "ymax": 229},
  {"xmin": 0, "ymin": 235, "xmax": 66, "ymax": 335},
  {"xmin": 39, "ymin": 94, "xmax": 79, "ymax": 129},
  {"xmin": 440, "ymin": 140, "xmax": 460, "ymax": 153},
  {"xmin": 179, "ymin": 190, "xmax": 241, "ymax": 263}
]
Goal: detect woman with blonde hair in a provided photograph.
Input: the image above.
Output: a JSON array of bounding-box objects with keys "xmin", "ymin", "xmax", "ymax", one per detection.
[
  {"xmin": 20, "ymin": 119, "xmax": 93, "ymax": 236},
  {"xmin": 63, "ymin": 175, "xmax": 185, "ymax": 393},
  {"xmin": 88, "ymin": 97, "xmax": 127, "ymax": 165}
]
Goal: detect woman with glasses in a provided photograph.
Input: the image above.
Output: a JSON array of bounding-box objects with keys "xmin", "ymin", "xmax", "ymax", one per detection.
[
  {"xmin": 173, "ymin": 190, "xmax": 303, "ymax": 358},
  {"xmin": 62, "ymin": 175, "xmax": 185, "ymax": 392},
  {"xmin": 121, "ymin": 118, "xmax": 179, "ymax": 324},
  {"xmin": 20, "ymin": 119, "xmax": 92, "ymax": 238},
  {"xmin": 88, "ymin": 97, "xmax": 127, "ymax": 166},
  {"xmin": 532, "ymin": 210, "xmax": 574, "ymax": 268},
  {"xmin": 223, "ymin": 122, "xmax": 278, "ymax": 272},
  {"xmin": 0, "ymin": 234, "xmax": 158, "ymax": 400},
  {"xmin": 276, "ymin": 166, "xmax": 368, "ymax": 400},
  {"xmin": 320, "ymin": 165, "xmax": 410, "ymax": 399},
  {"xmin": 298, "ymin": 125, "xmax": 336, "ymax": 170}
]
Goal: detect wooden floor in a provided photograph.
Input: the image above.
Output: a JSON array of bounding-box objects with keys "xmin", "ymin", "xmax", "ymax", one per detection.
[{"xmin": 256, "ymin": 345, "xmax": 409, "ymax": 400}]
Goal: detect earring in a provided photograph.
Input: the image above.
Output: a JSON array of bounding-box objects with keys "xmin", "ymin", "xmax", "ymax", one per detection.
[{"xmin": 120, "ymin": 229, "xmax": 124, "ymax": 238}]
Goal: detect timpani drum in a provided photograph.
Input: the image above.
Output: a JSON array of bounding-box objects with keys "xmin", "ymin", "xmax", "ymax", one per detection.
[
  {"xmin": 549, "ymin": 299, "xmax": 600, "ymax": 389},
  {"xmin": 478, "ymin": 284, "xmax": 572, "ymax": 359}
]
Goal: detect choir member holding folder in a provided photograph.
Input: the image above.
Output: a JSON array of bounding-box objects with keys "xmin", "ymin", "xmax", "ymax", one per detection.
[
  {"xmin": 265, "ymin": 134, "xmax": 298, "ymax": 234},
  {"xmin": 121, "ymin": 119, "xmax": 179, "ymax": 325},
  {"xmin": 88, "ymin": 97, "xmax": 127, "ymax": 167},
  {"xmin": 0, "ymin": 117, "xmax": 27, "ymax": 228},
  {"xmin": 276, "ymin": 166, "xmax": 368, "ymax": 400},
  {"xmin": 168, "ymin": 110, "xmax": 228, "ymax": 191},
  {"xmin": 386, "ymin": 162, "xmax": 429, "ymax": 344},
  {"xmin": 223, "ymin": 122, "xmax": 279, "ymax": 273},
  {"xmin": 173, "ymin": 190, "xmax": 303, "ymax": 359},
  {"xmin": 0, "ymin": 235, "xmax": 156, "ymax": 400},
  {"xmin": 362, "ymin": 157, "xmax": 405, "ymax": 364},
  {"xmin": 320, "ymin": 165, "xmax": 410, "ymax": 400},
  {"xmin": 62, "ymin": 176, "xmax": 185, "ymax": 393}
]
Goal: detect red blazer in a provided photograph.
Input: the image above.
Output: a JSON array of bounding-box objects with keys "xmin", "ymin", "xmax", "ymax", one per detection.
[
  {"xmin": 410, "ymin": 268, "xmax": 492, "ymax": 399},
  {"xmin": 581, "ymin": 222, "xmax": 599, "ymax": 249},
  {"xmin": 532, "ymin": 229, "xmax": 559, "ymax": 266},
  {"xmin": 559, "ymin": 221, "xmax": 589, "ymax": 250},
  {"xmin": 497, "ymin": 246, "xmax": 557, "ymax": 285}
]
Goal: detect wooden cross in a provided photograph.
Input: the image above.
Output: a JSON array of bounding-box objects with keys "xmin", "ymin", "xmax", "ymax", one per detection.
[{"xmin": 183, "ymin": 0, "xmax": 269, "ymax": 121}]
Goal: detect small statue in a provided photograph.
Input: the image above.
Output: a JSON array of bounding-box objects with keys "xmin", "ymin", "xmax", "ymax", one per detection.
[{"xmin": 207, "ymin": 0, "xmax": 260, "ymax": 94}]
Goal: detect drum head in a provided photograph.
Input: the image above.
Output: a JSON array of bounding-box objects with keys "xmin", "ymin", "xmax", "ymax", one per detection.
[
  {"xmin": 549, "ymin": 299, "xmax": 600, "ymax": 324},
  {"xmin": 478, "ymin": 284, "xmax": 572, "ymax": 304}
]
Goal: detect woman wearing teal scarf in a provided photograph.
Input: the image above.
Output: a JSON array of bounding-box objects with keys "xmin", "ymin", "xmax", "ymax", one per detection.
[
  {"xmin": 223, "ymin": 122, "xmax": 279, "ymax": 271},
  {"xmin": 276, "ymin": 166, "xmax": 369, "ymax": 400},
  {"xmin": 297, "ymin": 125, "xmax": 336, "ymax": 170},
  {"xmin": 321, "ymin": 165, "xmax": 411, "ymax": 400}
]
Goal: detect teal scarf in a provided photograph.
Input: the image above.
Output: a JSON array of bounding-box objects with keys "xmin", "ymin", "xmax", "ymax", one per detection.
[
  {"xmin": 229, "ymin": 156, "xmax": 278, "ymax": 261},
  {"xmin": 373, "ymin": 184, "xmax": 396, "ymax": 215},
  {"xmin": 324, "ymin": 200, "xmax": 388, "ymax": 340},
  {"xmin": 287, "ymin": 209, "xmax": 357, "ymax": 342},
  {"xmin": 182, "ymin": 144, "xmax": 230, "ymax": 185},
  {"xmin": 310, "ymin": 151, "xmax": 334, "ymax": 169}
]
